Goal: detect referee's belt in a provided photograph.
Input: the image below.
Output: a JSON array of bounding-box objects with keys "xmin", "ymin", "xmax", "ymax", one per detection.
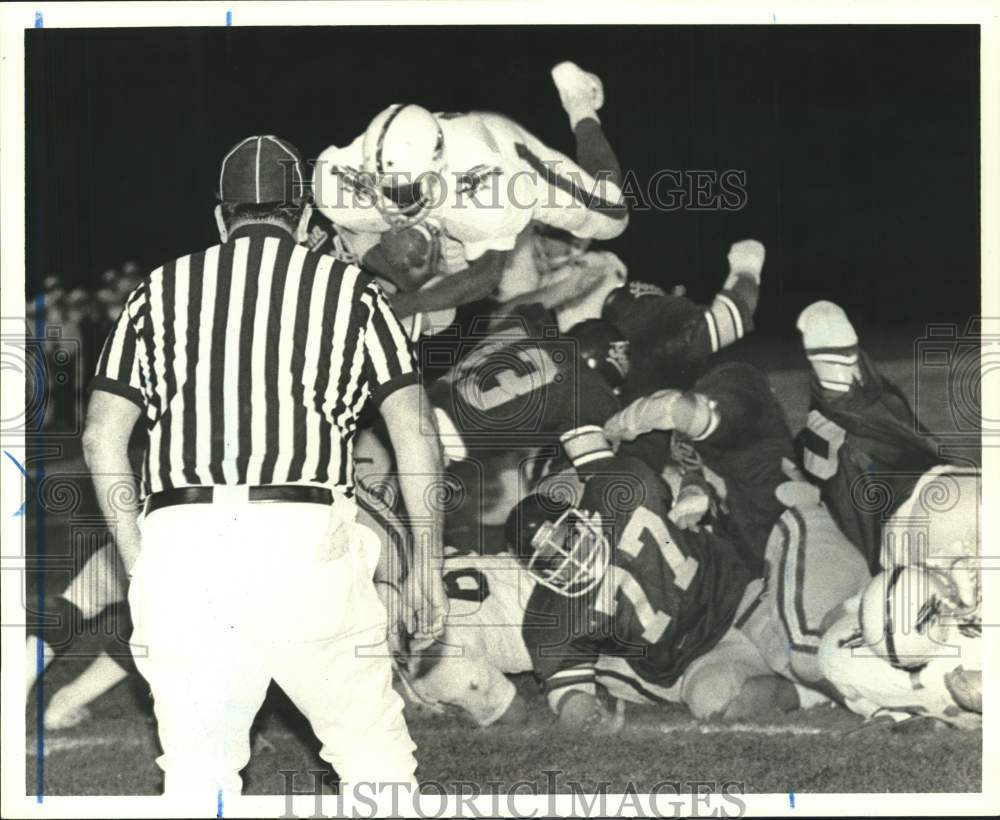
[{"xmin": 144, "ymin": 485, "xmax": 334, "ymax": 515}]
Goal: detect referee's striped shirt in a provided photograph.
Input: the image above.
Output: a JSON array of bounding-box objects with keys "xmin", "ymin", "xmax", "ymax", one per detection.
[{"xmin": 90, "ymin": 223, "xmax": 419, "ymax": 496}]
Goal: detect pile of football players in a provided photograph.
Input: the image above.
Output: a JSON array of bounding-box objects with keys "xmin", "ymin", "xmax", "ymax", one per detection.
[{"xmin": 29, "ymin": 61, "xmax": 981, "ymax": 739}]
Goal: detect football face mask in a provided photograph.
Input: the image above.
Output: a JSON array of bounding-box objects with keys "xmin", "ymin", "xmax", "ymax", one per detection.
[{"xmin": 526, "ymin": 508, "xmax": 609, "ymax": 598}]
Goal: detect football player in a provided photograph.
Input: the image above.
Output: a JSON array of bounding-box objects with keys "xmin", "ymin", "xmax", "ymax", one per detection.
[
  {"xmin": 313, "ymin": 62, "xmax": 628, "ymax": 320},
  {"xmin": 793, "ymin": 300, "xmax": 957, "ymax": 572},
  {"xmin": 503, "ymin": 452, "xmax": 839, "ymax": 731},
  {"xmin": 427, "ymin": 308, "xmax": 628, "ymax": 469},
  {"xmin": 602, "ymin": 364, "xmax": 873, "ymax": 687},
  {"xmin": 603, "ymin": 239, "xmax": 765, "ymax": 398}
]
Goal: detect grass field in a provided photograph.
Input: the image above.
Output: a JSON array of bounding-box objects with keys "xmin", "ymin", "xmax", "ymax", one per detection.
[
  {"xmin": 26, "ymin": 660, "xmax": 982, "ymax": 796},
  {"xmin": 23, "ymin": 345, "xmax": 983, "ymax": 797}
]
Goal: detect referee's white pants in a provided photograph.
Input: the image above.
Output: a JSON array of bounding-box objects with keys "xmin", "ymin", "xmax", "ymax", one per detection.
[{"xmin": 127, "ymin": 491, "xmax": 416, "ymax": 798}]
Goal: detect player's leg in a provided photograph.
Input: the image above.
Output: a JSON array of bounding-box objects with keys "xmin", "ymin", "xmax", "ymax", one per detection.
[
  {"xmin": 550, "ymin": 62, "xmax": 622, "ymax": 189},
  {"xmin": 27, "ymin": 542, "xmax": 127, "ymax": 695},
  {"xmin": 796, "ymin": 299, "xmax": 925, "ymax": 429},
  {"xmin": 44, "ymin": 650, "xmax": 130, "ymax": 730},
  {"xmin": 764, "ymin": 500, "xmax": 871, "ymax": 685},
  {"xmin": 488, "ymin": 65, "xmax": 628, "ymax": 241},
  {"xmin": 680, "ymin": 594, "xmax": 800, "ymax": 721},
  {"xmin": 796, "ymin": 301, "xmax": 864, "ymax": 394},
  {"xmin": 42, "ymin": 598, "xmax": 137, "ymax": 729}
]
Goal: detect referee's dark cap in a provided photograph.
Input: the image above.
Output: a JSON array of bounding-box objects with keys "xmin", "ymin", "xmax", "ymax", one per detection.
[{"xmin": 218, "ymin": 135, "xmax": 306, "ymax": 205}]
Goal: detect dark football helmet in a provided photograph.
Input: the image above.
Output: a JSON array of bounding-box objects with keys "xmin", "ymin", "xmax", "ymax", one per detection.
[
  {"xmin": 565, "ymin": 319, "xmax": 630, "ymax": 392},
  {"xmin": 505, "ymin": 493, "xmax": 610, "ymax": 597}
]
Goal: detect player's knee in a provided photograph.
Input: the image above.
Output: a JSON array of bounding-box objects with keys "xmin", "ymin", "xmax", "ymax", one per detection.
[
  {"xmin": 682, "ymin": 662, "xmax": 746, "ymax": 720},
  {"xmin": 796, "ymin": 300, "xmax": 857, "ymax": 350},
  {"xmin": 724, "ymin": 675, "xmax": 801, "ymax": 720}
]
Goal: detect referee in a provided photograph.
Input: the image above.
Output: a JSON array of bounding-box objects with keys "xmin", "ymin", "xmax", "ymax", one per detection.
[{"xmin": 82, "ymin": 135, "xmax": 447, "ymax": 799}]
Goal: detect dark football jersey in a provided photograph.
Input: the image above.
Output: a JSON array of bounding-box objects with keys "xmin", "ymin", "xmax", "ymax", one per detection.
[
  {"xmin": 679, "ymin": 362, "xmax": 794, "ymax": 573},
  {"xmin": 611, "ymin": 275, "xmax": 760, "ymax": 398},
  {"xmin": 523, "ymin": 456, "xmax": 752, "ymax": 697},
  {"xmin": 428, "ymin": 306, "xmax": 621, "ymax": 456},
  {"xmin": 794, "ymin": 350, "xmax": 943, "ymax": 572}
]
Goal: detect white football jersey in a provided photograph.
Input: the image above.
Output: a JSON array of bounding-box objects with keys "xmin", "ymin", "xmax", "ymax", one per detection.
[
  {"xmin": 437, "ymin": 547, "xmax": 535, "ymax": 674},
  {"xmin": 313, "ymin": 110, "xmax": 627, "ymax": 268}
]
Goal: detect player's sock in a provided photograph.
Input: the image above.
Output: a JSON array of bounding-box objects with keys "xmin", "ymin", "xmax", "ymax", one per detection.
[
  {"xmin": 797, "ymin": 300, "xmax": 863, "ymax": 393},
  {"xmin": 552, "ymin": 61, "xmax": 603, "ymax": 130},
  {"xmin": 573, "ymin": 119, "xmax": 623, "ymax": 189}
]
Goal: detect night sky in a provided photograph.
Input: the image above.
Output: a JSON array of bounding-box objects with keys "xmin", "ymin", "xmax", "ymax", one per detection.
[{"xmin": 26, "ymin": 25, "xmax": 980, "ymax": 336}]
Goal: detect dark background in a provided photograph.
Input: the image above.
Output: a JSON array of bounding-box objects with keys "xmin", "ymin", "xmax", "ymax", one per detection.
[{"xmin": 26, "ymin": 25, "xmax": 980, "ymax": 337}]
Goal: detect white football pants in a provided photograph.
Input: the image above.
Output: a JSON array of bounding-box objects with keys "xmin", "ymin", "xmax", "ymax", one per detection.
[{"xmin": 128, "ymin": 488, "xmax": 416, "ymax": 798}]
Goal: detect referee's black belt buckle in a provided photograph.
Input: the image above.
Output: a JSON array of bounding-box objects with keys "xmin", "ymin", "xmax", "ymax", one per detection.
[{"xmin": 145, "ymin": 485, "xmax": 334, "ymax": 515}]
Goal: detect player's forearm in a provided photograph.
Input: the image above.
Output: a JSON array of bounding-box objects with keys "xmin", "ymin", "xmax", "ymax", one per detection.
[
  {"xmin": 604, "ymin": 390, "xmax": 716, "ymax": 442},
  {"xmin": 389, "ymin": 250, "xmax": 506, "ymax": 317},
  {"xmin": 501, "ymin": 267, "xmax": 603, "ymax": 312}
]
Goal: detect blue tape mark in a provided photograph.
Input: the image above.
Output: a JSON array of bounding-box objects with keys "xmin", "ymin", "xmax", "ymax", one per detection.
[
  {"xmin": 225, "ymin": 9, "xmax": 232, "ymax": 26},
  {"xmin": 4, "ymin": 451, "xmax": 28, "ymax": 516},
  {"xmin": 34, "ymin": 293, "xmax": 47, "ymax": 800},
  {"xmin": 217, "ymin": 788, "xmax": 224, "ymax": 818},
  {"xmin": 789, "ymin": 787, "xmax": 795, "ymax": 808},
  {"xmin": 34, "ymin": 10, "xmax": 43, "ymax": 28}
]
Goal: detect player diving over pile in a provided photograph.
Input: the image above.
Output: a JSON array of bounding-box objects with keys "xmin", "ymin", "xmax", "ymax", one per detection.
[{"xmin": 312, "ymin": 61, "xmax": 629, "ymax": 332}]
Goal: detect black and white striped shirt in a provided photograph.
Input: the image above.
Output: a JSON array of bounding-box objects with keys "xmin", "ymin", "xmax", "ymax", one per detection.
[{"xmin": 91, "ymin": 223, "xmax": 418, "ymax": 496}]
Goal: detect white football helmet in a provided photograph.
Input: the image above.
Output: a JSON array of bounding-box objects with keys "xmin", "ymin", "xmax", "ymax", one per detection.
[
  {"xmin": 859, "ymin": 563, "xmax": 969, "ymax": 669},
  {"xmin": 361, "ymin": 104, "xmax": 446, "ymax": 229}
]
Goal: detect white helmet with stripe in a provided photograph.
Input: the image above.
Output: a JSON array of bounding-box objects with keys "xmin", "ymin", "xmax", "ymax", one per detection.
[
  {"xmin": 362, "ymin": 104, "xmax": 446, "ymax": 229},
  {"xmin": 859, "ymin": 563, "xmax": 969, "ymax": 670}
]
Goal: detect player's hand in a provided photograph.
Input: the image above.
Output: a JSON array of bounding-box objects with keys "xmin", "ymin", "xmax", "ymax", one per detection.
[
  {"xmin": 404, "ymin": 567, "xmax": 449, "ymax": 652},
  {"xmin": 556, "ymin": 691, "xmax": 624, "ymax": 735},
  {"xmin": 669, "ymin": 484, "xmax": 710, "ymax": 530},
  {"xmin": 944, "ymin": 666, "xmax": 982, "ymax": 714}
]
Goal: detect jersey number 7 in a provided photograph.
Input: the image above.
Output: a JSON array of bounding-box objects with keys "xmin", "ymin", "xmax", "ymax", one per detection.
[{"xmin": 594, "ymin": 506, "xmax": 699, "ymax": 644}]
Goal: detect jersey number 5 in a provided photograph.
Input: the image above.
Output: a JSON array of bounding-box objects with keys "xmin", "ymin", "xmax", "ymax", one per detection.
[{"xmin": 595, "ymin": 506, "xmax": 699, "ymax": 643}]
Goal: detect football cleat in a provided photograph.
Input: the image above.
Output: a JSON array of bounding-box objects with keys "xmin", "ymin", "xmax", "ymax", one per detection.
[{"xmin": 551, "ymin": 61, "xmax": 605, "ymax": 117}]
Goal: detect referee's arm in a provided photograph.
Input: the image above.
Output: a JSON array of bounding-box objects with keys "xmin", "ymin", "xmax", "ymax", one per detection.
[
  {"xmin": 82, "ymin": 288, "xmax": 147, "ymax": 573},
  {"xmin": 362, "ymin": 281, "xmax": 449, "ymax": 641}
]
